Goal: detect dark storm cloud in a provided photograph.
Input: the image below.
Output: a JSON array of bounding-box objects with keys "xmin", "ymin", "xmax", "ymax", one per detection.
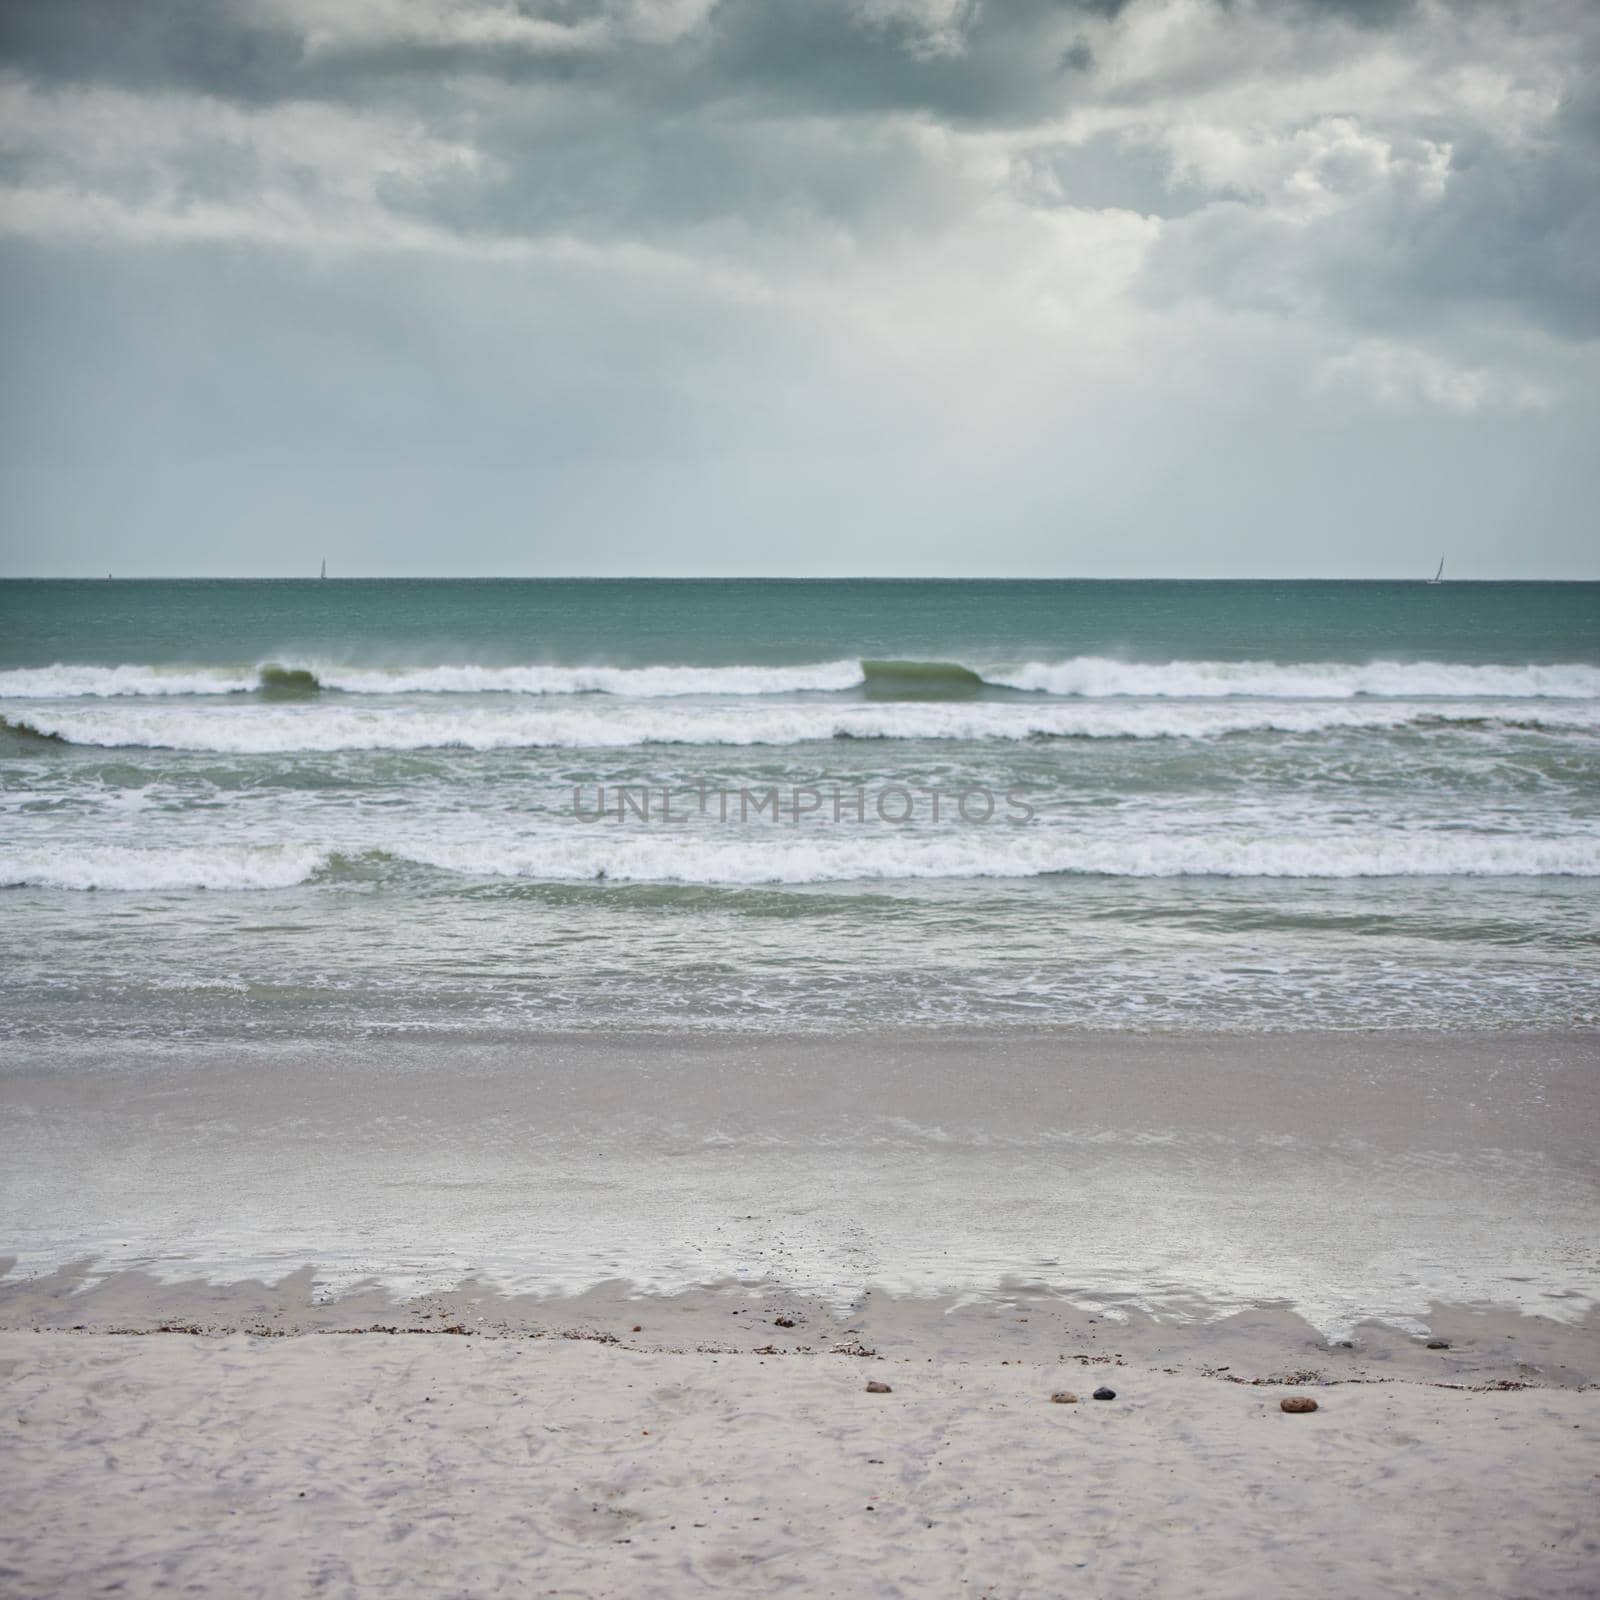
[
  {"xmin": 1397, "ymin": 83, "xmax": 1600, "ymax": 338},
  {"xmin": 3, "ymin": 0, "xmax": 1593, "ymax": 336},
  {"xmin": 0, "ymin": 0, "xmax": 1121, "ymax": 120},
  {"xmin": 0, "ymin": 0, "xmax": 307, "ymax": 103}
]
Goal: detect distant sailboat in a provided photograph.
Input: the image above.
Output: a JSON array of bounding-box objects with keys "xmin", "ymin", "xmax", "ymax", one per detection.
[
  {"xmin": 1426, "ymin": 556, "xmax": 1444, "ymax": 584},
  {"xmin": 320, "ymin": 559, "xmax": 327, "ymax": 580}
]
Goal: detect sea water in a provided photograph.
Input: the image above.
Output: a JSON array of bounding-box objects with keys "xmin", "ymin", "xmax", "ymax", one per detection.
[{"xmin": 2, "ymin": 578, "xmax": 1597, "ymax": 1038}]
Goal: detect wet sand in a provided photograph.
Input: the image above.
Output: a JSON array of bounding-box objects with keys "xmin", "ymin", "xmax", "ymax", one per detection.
[
  {"xmin": 2, "ymin": 1028, "xmax": 1596, "ymax": 1595},
  {"xmin": 3, "ymin": 1029, "xmax": 1595, "ymax": 1331}
]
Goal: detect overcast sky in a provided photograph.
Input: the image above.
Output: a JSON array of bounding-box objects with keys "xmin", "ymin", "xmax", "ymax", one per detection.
[{"xmin": 0, "ymin": 0, "xmax": 1595, "ymax": 577}]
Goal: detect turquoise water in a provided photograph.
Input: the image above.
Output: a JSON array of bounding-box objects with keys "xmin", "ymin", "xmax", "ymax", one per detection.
[
  {"xmin": 5, "ymin": 578, "xmax": 1597, "ymax": 668},
  {"xmin": 2, "ymin": 578, "xmax": 1597, "ymax": 1035}
]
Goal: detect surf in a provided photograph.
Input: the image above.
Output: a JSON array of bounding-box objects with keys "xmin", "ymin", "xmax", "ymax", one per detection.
[
  {"xmin": 859, "ymin": 660, "xmax": 991, "ymax": 700},
  {"xmin": 4, "ymin": 656, "xmax": 1599, "ymax": 702},
  {"xmin": 12, "ymin": 832, "xmax": 1596, "ymax": 892},
  {"xmin": 12, "ymin": 696, "xmax": 1600, "ymax": 753},
  {"xmin": 257, "ymin": 665, "xmax": 321, "ymax": 699}
]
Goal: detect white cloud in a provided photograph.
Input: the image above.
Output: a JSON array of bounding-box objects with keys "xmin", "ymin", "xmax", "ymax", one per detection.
[
  {"xmin": 260, "ymin": 0, "xmax": 717, "ymax": 55},
  {"xmin": 1317, "ymin": 340, "xmax": 1555, "ymax": 413}
]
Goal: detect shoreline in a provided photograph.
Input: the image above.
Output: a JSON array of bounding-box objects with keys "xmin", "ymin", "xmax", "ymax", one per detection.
[
  {"xmin": 5, "ymin": 1024, "xmax": 1596, "ymax": 1593},
  {"xmin": 4, "ymin": 1263, "xmax": 1598, "ymax": 1389},
  {"xmin": 4, "ymin": 1027, "xmax": 1596, "ymax": 1336}
]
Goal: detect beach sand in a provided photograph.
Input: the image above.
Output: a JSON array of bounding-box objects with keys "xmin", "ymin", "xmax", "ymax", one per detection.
[
  {"xmin": 1, "ymin": 1315, "xmax": 1596, "ymax": 1599},
  {"xmin": 2, "ymin": 1028, "xmax": 1596, "ymax": 1595}
]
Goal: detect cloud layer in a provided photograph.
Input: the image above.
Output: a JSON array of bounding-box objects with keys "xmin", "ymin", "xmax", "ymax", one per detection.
[{"xmin": 1, "ymin": 0, "xmax": 1595, "ymax": 575}]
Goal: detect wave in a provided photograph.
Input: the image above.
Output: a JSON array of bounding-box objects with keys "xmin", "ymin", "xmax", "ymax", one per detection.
[
  {"xmin": 3, "ymin": 657, "xmax": 1597, "ymax": 703},
  {"xmin": 258, "ymin": 665, "xmax": 321, "ymax": 699},
  {"xmin": 405, "ymin": 834, "xmax": 1600, "ymax": 883},
  {"xmin": 0, "ymin": 660, "xmax": 865, "ymax": 700},
  {"xmin": 0, "ymin": 716, "xmax": 68, "ymax": 744},
  {"xmin": 860, "ymin": 660, "xmax": 988, "ymax": 699},
  {"xmin": 989, "ymin": 659, "xmax": 1600, "ymax": 700},
  {"xmin": 0, "ymin": 844, "xmax": 329, "ymax": 892},
  {"xmin": 8, "ymin": 698, "xmax": 1599, "ymax": 753},
  {"xmin": 6, "ymin": 832, "xmax": 1597, "ymax": 891}
]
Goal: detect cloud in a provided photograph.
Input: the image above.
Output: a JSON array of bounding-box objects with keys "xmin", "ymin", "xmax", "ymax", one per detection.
[
  {"xmin": 1317, "ymin": 339, "xmax": 1554, "ymax": 411},
  {"xmin": 0, "ymin": 0, "xmax": 1595, "ymax": 574}
]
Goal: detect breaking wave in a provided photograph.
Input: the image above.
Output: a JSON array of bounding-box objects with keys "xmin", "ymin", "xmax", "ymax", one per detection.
[
  {"xmin": 0, "ymin": 660, "xmax": 864, "ymax": 699},
  {"xmin": 5, "ymin": 833, "xmax": 1597, "ymax": 891},
  {"xmin": 8, "ymin": 698, "xmax": 1599, "ymax": 753},
  {"xmin": 0, "ymin": 844, "xmax": 330, "ymax": 892},
  {"xmin": 2, "ymin": 657, "xmax": 1597, "ymax": 703},
  {"xmin": 0, "ymin": 716, "xmax": 68, "ymax": 744},
  {"xmin": 860, "ymin": 660, "xmax": 988, "ymax": 698},
  {"xmin": 404, "ymin": 834, "xmax": 1600, "ymax": 884},
  {"xmin": 258, "ymin": 665, "xmax": 321, "ymax": 699}
]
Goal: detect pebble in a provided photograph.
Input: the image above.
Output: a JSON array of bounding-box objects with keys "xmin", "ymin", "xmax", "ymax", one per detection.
[
  {"xmin": 1092, "ymin": 1386, "xmax": 1116, "ymax": 1401},
  {"xmin": 1426, "ymin": 1339, "xmax": 1451, "ymax": 1350},
  {"xmin": 865, "ymin": 1380, "xmax": 893, "ymax": 1394},
  {"xmin": 774, "ymin": 1317, "xmax": 796, "ymax": 1328},
  {"xmin": 1280, "ymin": 1396, "xmax": 1319, "ymax": 1413},
  {"xmin": 1050, "ymin": 1391, "xmax": 1079, "ymax": 1404}
]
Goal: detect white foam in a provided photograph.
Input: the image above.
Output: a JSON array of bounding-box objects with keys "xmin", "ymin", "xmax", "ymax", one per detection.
[
  {"xmin": 0, "ymin": 660, "xmax": 866, "ymax": 699},
  {"xmin": 991, "ymin": 658, "xmax": 1600, "ymax": 700},
  {"xmin": 7, "ymin": 829, "xmax": 1597, "ymax": 891},
  {"xmin": 6, "ymin": 656, "xmax": 1598, "ymax": 702},
  {"xmin": 0, "ymin": 844, "xmax": 329, "ymax": 892},
  {"xmin": 317, "ymin": 661, "xmax": 867, "ymax": 696},
  {"xmin": 0, "ymin": 665, "xmax": 259, "ymax": 698},
  {"xmin": 12, "ymin": 697, "xmax": 1599, "ymax": 752},
  {"xmin": 400, "ymin": 832, "xmax": 1600, "ymax": 884}
]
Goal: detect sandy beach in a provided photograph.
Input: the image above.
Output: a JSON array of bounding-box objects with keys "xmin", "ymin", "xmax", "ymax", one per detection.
[
  {"xmin": 3, "ymin": 1027, "xmax": 1597, "ymax": 1596},
  {"xmin": 1, "ymin": 1312, "xmax": 1596, "ymax": 1599}
]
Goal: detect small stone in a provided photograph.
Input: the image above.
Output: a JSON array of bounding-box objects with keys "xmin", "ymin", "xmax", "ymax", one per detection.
[
  {"xmin": 1426, "ymin": 1339, "xmax": 1451, "ymax": 1350},
  {"xmin": 631, "ymin": 1325, "xmax": 642, "ymax": 1333},
  {"xmin": 1050, "ymin": 1391, "xmax": 1079, "ymax": 1404},
  {"xmin": 1092, "ymin": 1386, "xmax": 1116, "ymax": 1401},
  {"xmin": 865, "ymin": 1380, "xmax": 893, "ymax": 1394},
  {"xmin": 1280, "ymin": 1396, "xmax": 1319, "ymax": 1413},
  {"xmin": 774, "ymin": 1317, "xmax": 796, "ymax": 1328}
]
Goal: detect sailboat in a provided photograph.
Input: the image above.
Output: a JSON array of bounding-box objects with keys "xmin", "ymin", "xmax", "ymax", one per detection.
[
  {"xmin": 320, "ymin": 559, "xmax": 327, "ymax": 580},
  {"xmin": 1426, "ymin": 556, "xmax": 1443, "ymax": 584}
]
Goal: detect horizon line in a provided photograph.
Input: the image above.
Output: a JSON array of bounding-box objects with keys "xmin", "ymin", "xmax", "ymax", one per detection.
[{"xmin": 4, "ymin": 574, "xmax": 1597, "ymax": 584}]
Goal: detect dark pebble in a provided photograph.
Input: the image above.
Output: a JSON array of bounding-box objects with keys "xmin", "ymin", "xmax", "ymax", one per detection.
[
  {"xmin": 1426, "ymin": 1339, "xmax": 1451, "ymax": 1350},
  {"xmin": 1092, "ymin": 1386, "xmax": 1116, "ymax": 1401}
]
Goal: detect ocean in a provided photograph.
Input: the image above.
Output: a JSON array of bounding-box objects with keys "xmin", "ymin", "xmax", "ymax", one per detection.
[{"xmin": 2, "ymin": 577, "xmax": 1597, "ymax": 1039}]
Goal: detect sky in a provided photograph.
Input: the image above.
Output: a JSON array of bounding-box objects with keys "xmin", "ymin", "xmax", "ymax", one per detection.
[{"xmin": 0, "ymin": 0, "xmax": 1596, "ymax": 578}]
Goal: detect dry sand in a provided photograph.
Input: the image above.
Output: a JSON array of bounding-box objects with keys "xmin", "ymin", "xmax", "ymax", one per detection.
[{"xmin": 1, "ymin": 1324, "xmax": 1596, "ymax": 1599}]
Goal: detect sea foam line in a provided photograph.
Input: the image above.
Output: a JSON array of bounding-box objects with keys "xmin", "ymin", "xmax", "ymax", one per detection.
[
  {"xmin": 4, "ymin": 833, "xmax": 1597, "ymax": 891},
  {"xmin": 0, "ymin": 661, "xmax": 865, "ymax": 700},
  {"xmin": 6, "ymin": 698, "xmax": 1599, "ymax": 752},
  {"xmin": 2, "ymin": 657, "xmax": 1598, "ymax": 702}
]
